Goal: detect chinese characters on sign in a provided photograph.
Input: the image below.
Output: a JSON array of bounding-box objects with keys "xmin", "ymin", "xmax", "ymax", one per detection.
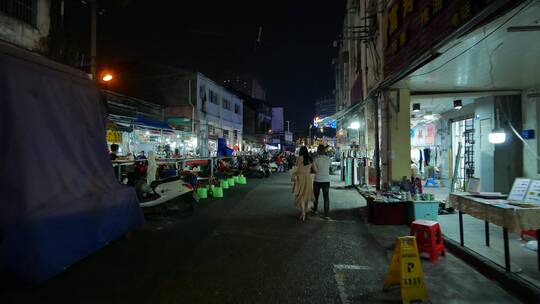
[
  {"xmin": 387, "ymin": 0, "xmax": 470, "ymax": 50},
  {"xmin": 420, "ymin": 6, "xmax": 430, "ymax": 27},
  {"xmin": 106, "ymin": 130, "xmax": 122, "ymax": 143},
  {"xmin": 385, "ymin": 0, "xmax": 495, "ymax": 77},
  {"xmin": 389, "ymin": 4, "xmax": 400, "ymax": 34},
  {"xmin": 403, "ymin": 0, "xmax": 415, "ymax": 17}
]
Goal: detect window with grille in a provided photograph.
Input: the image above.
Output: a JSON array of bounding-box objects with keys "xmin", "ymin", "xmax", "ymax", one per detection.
[
  {"xmin": 0, "ymin": 0, "xmax": 37, "ymax": 27},
  {"xmin": 222, "ymin": 99, "xmax": 231, "ymax": 110},
  {"xmin": 208, "ymin": 125, "xmax": 215, "ymax": 135},
  {"xmin": 209, "ymin": 90, "xmax": 219, "ymax": 104}
]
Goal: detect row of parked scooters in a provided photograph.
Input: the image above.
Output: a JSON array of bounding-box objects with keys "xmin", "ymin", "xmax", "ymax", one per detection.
[
  {"xmin": 118, "ymin": 153, "xmax": 292, "ymax": 217},
  {"xmin": 240, "ymin": 154, "xmax": 291, "ymax": 178}
]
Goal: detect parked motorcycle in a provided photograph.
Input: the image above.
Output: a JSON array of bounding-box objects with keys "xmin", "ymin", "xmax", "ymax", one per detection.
[
  {"xmin": 268, "ymin": 161, "xmax": 278, "ymax": 173},
  {"xmin": 242, "ymin": 157, "xmax": 266, "ymax": 178},
  {"xmin": 125, "ymin": 159, "xmax": 195, "ymax": 216},
  {"xmin": 259, "ymin": 158, "xmax": 272, "ymax": 177}
]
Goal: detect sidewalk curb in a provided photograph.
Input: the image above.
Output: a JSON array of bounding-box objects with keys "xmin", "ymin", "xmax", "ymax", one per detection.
[{"xmin": 444, "ymin": 237, "xmax": 540, "ymax": 303}]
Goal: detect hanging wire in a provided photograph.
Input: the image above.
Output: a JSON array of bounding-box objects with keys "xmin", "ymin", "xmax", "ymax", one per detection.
[
  {"xmin": 408, "ymin": 0, "xmax": 533, "ymax": 78},
  {"xmin": 497, "ymin": 99, "xmax": 540, "ymax": 162}
]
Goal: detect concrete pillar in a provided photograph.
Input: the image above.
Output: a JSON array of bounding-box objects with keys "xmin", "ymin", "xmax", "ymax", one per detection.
[
  {"xmin": 522, "ymin": 89, "xmax": 540, "ymax": 178},
  {"xmin": 381, "ymin": 89, "xmax": 411, "ymax": 186},
  {"xmin": 365, "ymin": 98, "xmax": 377, "ymax": 185}
]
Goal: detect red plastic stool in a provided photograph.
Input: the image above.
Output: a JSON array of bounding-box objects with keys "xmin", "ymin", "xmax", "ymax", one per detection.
[
  {"xmin": 520, "ymin": 229, "xmax": 537, "ymax": 240},
  {"xmin": 410, "ymin": 220, "xmax": 445, "ymax": 262}
]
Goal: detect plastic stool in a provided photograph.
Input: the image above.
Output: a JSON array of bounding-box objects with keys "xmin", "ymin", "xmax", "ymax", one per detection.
[
  {"xmin": 212, "ymin": 186, "xmax": 223, "ymax": 198},
  {"xmin": 220, "ymin": 180, "xmax": 229, "ymax": 189},
  {"xmin": 196, "ymin": 187, "xmax": 208, "ymax": 199},
  {"xmin": 410, "ymin": 220, "xmax": 445, "ymax": 262},
  {"xmin": 233, "ymin": 176, "xmax": 240, "ymax": 183},
  {"xmin": 520, "ymin": 229, "xmax": 537, "ymax": 240},
  {"xmin": 238, "ymin": 175, "xmax": 247, "ymax": 184},
  {"xmin": 228, "ymin": 178, "xmax": 235, "ymax": 187},
  {"xmin": 424, "ymin": 178, "xmax": 438, "ymax": 188}
]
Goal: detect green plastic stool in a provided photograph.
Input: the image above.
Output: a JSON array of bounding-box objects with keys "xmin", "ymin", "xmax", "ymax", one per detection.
[
  {"xmin": 233, "ymin": 176, "xmax": 240, "ymax": 183},
  {"xmin": 238, "ymin": 176, "xmax": 247, "ymax": 184},
  {"xmin": 228, "ymin": 178, "xmax": 235, "ymax": 187},
  {"xmin": 221, "ymin": 180, "xmax": 229, "ymax": 189},
  {"xmin": 212, "ymin": 186, "xmax": 224, "ymax": 198},
  {"xmin": 196, "ymin": 187, "xmax": 208, "ymax": 199},
  {"xmin": 210, "ymin": 184, "xmax": 215, "ymax": 191}
]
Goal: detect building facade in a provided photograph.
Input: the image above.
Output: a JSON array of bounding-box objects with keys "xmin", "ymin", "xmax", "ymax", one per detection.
[
  {"xmin": 0, "ymin": 0, "xmax": 50, "ymax": 52},
  {"xmin": 269, "ymin": 107, "xmax": 293, "ymax": 150},
  {"xmin": 197, "ymin": 73, "xmax": 243, "ymax": 156},
  {"xmin": 334, "ymin": 0, "xmax": 534, "ymax": 191},
  {"xmin": 239, "ymin": 92, "xmax": 273, "ymax": 152},
  {"xmin": 315, "ymin": 96, "xmax": 336, "ymax": 119},
  {"xmin": 113, "ymin": 65, "xmax": 243, "ymax": 157},
  {"xmin": 219, "ymin": 71, "xmax": 266, "ymax": 101}
]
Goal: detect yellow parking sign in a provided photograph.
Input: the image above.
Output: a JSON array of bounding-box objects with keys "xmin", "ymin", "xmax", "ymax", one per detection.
[{"xmin": 384, "ymin": 236, "xmax": 428, "ymax": 304}]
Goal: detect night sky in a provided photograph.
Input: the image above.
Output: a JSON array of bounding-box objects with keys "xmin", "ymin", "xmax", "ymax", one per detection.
[{"xmin": 99, "ymin": 1, "xmax": 345, "ymax": 131}]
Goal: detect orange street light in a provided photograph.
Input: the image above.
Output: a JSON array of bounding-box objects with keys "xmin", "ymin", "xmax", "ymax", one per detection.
[{"xmin": 102, "ymin": 73, "xmax": 113, "ymax": 82}]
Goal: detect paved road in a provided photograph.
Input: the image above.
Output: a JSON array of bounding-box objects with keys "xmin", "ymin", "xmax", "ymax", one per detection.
[{"xmin": 4, "ymin": 173, "xmax": 520, "ymax": 303}]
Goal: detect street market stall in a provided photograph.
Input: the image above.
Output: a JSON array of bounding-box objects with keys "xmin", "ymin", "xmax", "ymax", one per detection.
[{"xmin": 448, "ymin": 193, "xmax": 540, "ymax": 272}]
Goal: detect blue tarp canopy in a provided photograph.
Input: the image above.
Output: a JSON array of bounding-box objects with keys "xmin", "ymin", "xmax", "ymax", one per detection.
[
  {"xmin": 133, "ymin": 116, "xmax": 173, "ymax": 130},
  {"xmin": 0, "ymin": 42, "xmax": 144, "ymax": 283}
]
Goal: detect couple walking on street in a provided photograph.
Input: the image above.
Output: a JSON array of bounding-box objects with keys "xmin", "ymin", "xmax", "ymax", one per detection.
[{"xmin": 291, "ymin": 145, "xmax": 331, "ymax": 221}]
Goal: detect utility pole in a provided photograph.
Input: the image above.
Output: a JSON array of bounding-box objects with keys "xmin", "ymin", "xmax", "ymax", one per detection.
[
  {"xmin": 374, "ymin": 98, "xmax": 381, "ymax": 191},
  {"xmin": 286, "ymin": 120, "xmax": 290, "ymax": 132},
  {"xmin": 308, "ymin": 124, "xmax": 311, "ymax": 146},
  {"xmin": 90, "ymin": 0, "xmax": 97, "ymax": 80}
]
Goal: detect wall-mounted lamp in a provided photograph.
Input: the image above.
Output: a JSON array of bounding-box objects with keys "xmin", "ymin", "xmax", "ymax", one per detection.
[
  {"xmin": 489, "ymin": 107, "xmax": 506, "ymax": 144},
  {"xmin": 348, "ymin": 121, "xmax": 360, "ymax": 129},
  {"xmin": 454, "ymin": 99, "xmax": 463, "ymax": 110},
  {"xmin": 489, "ymin": 128, "xmax": 506, "ymax": 144}
]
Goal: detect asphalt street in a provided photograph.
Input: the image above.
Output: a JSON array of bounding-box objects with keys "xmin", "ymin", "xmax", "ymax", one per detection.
[{"xmin": 3, "ymin": 173, "xmax": 520, "ymax": 303}]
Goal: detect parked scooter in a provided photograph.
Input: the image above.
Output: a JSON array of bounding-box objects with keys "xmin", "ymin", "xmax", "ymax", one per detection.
[
  {"xmin": 268, "ymin": 160, "xmax": 278, "ymax": 173},
  {"xmin": 126, "ymin": 154, "xmax": 195, "ymax": 215},
  {"xmin": 242, "ymin": 157, "xmax": 266, "ymax": 178},
  {"xmin": 259, "ymin": 158, "xmax": 272, "ymax": 177}
]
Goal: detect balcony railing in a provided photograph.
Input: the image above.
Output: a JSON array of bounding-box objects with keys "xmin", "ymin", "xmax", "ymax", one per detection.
[{"xmin": 0, "ymin": 0, "xmax": 37, "ymax": 27}]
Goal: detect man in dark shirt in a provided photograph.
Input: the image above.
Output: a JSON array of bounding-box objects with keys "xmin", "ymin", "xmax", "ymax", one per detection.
[
  {"xmin": 110, "ymin": 144, "xmax": 119, "ymax": 160},
  {"xmin": 137, "ymin": 150, "xmax": 147, "ymax": 160}
]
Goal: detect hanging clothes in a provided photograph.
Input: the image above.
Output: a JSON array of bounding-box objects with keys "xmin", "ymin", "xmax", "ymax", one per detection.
[
  {"xmin": 424, "ymin": 148, "xmax": 431, "ymax": 167},
  {"xmin": 419, "ymin": 149, "xmax": 423, "ymax": 172}
]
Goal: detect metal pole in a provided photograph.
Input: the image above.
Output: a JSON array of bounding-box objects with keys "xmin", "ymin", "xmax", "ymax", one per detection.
[
  {"xmin": 308, "ymin": 124, "xmax": 311, "ymax": 146},
  {"xmin": 459, "ymin": 211, "xmax": 464, "ymax": 246},
  {"xmin": 189, "ymin": 79, "xmax": 194, "ymax": 133},
  {"xmin": 210, "ymin": 157, "xmax": 214, "ymax": 180},
  {"xmin": 374, "ymin": 98, "xmax": 381, "ymax": 191},
  {"xmin": 537, "ymin": 229, "xmax": 540, "ymax": 271},
  {"xmin": 90, "ymin": 0, "xmax": 97, "ymax": 80},
  {"xmin": 485, "ymin": 221, "xmax": 490, "ymax": 247},
  {"xmin": 503, "ymin": 227, "xmax": 511, "ymax": 272}
]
